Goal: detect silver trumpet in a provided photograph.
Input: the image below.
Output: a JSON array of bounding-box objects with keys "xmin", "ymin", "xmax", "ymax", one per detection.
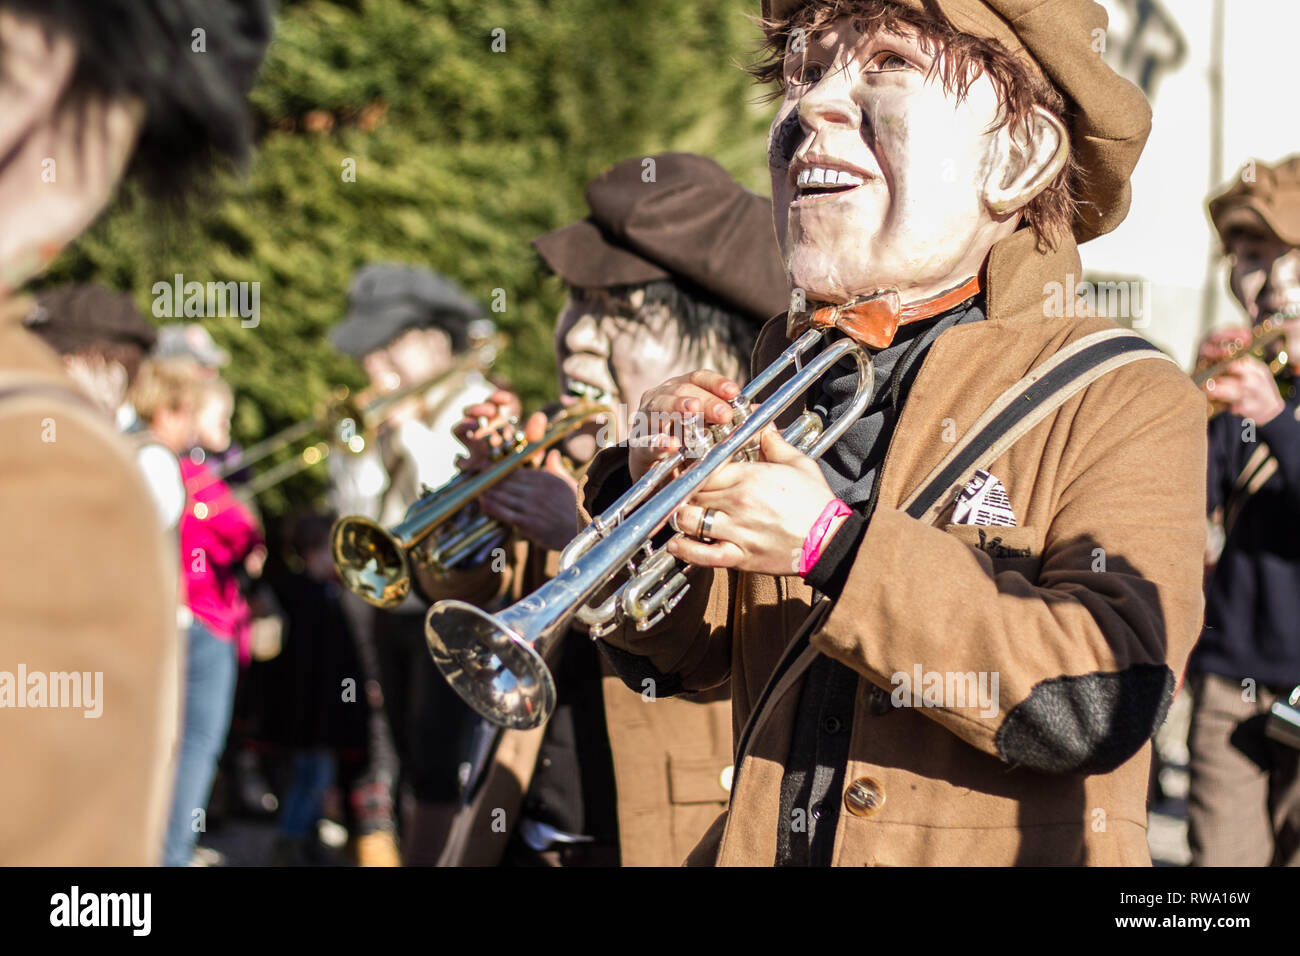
[
  {"xmin": 424, "ymin": 328, "xmax": 872, "ymax": 730},
  {"xmin": 588, "ymin": 407, "xmax": 828, "ymax": 636}
]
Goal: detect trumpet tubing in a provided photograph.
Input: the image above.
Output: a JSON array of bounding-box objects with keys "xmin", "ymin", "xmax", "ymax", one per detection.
[
  {"xmin": 420, "ymin": 512, "xmax": 511, "ymax": 575},
  {"xmin": 1192, "ymin": 319, "xmax": 1288, "ymax": 385},
  {"xmin": 332, "ymin": 398, "xmax": 610, "ymax": 608},
  {"xmin": 212, "ymin": 323, "xmax": 503, "ymax": 498},
  {"xmin": 609, "ymin": 409, "xmax": 827, "ymax": 635},
  {"xmin": 424, "ymin": 328, "xmax": 874, "ymax": 730},
  {"xmin": 1193, "ymin": 317, "xmax": 1291, "ymax": 418}
]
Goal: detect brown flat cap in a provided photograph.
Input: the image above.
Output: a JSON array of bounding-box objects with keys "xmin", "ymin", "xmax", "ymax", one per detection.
[
  {"xmin": 532, "ymin": 153, "xmax": 790, "ymax": 323},
  {"xmin": 1209, "ymin": 155, "xmax": 1300, "ymax": 248},
  {"xmin": 760, "ymin": 0, "xmax": 1152, "ymax": 243},
  {"xmin": 24, "ymin": 284, "xmax": 157, "ymax": 355}
]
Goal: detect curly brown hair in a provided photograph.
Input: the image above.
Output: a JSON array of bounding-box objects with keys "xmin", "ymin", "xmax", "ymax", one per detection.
[{"xmin": 751, "ymin": 0, "xmax": 1078, "ymax": 250}]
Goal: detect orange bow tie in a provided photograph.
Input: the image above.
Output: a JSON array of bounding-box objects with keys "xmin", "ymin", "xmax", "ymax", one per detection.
[{"xmin": 787, "ymin": 275, "xmax": 983, "ymax": 349}]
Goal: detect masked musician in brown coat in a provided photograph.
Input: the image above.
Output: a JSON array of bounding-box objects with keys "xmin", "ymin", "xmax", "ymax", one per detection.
[
  {"xmin": 423, "ymin": 154, "xmax": 789, "ymax": 865},
  {"xmin": 578, "ymin": 0, "xmax": 1207, "ymax": 866},
  {"xmin": 1187, "ymin": 155, "xmax": 1300, "ymax": 866}
]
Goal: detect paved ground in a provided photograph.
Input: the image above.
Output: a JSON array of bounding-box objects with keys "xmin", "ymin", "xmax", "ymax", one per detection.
[
  {"xmin": 198, "ymin": 691, "xmax": 1198, "ymax": 867},
  {"xmin": 195, "ymin": 817, "xmax": 353, "ymax": 867},
  {"xmin": 1148, "ymin": 689, "xmax": 1192, "ymax": 866}
]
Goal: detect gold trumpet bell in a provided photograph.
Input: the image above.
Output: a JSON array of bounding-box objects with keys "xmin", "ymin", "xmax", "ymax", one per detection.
[
  {"xmin": 425, "ymin": 601, "xmax": 555, "ymax": 730},
  {"xmin": 330, "ymin": 515, "xmax": 412, "ymax": 609}
]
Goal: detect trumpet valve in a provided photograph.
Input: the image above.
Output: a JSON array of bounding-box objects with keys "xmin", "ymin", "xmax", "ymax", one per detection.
[
  {"xmin": 681, "ymin": 414, "xmax": 715, "ymax": 459},
  {"xmin": 725, "ymin": 399, "xmax": 769, "ymax": 462},
  {"xmin": 785, "ymin": 410, "xmax": 825, "ymax": 453},
  {"xmin": 623, "ymin": 548, "xmax": 692, "ymax": 631}
]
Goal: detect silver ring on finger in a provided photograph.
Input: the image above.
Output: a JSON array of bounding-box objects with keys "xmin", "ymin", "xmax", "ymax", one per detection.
[{"xmin": 697, "ymin": 507, "xmax": 716, "ymax": 541}]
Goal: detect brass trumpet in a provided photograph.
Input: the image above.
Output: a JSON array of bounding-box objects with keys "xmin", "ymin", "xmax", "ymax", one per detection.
[
  {"xmin": 331, "ymin": 396, "xmax": 611, "ymax": 609},
  {"xmin": 1192, "ymin": 316, "xmax": 1291, "ymax": 416},
  {"xmin": 209, "ymin": 385, "xmax": 365, "ymax": 499},
  {"xmin": 424, "ymin": 327, "xmax": 873, "ymax": 730},
  {"xmin": 199, "ymin": 320, "xmax": 504, "ymax": 498}
]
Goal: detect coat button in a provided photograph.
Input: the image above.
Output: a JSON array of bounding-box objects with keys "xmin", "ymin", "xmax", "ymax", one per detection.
[
  {"xmin": 822, "ymin": 715, "xmax": 842, "ymax": 734},
  {"xmin": 866, "ymin": 685, "xmax": 893, "ymax": 716},
  {"xmin": 719, "ymin": 765, "xmax": 734, "ymax": 793},
  {"xmin": 844, "ymin": 777, "xmax": 885, "ymax": 817}
]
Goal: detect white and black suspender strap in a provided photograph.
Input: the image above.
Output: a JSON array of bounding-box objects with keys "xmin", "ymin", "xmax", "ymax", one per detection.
[{"xmin": 900, "ymin": 329, "xmax": 1174, "ymax": 525}]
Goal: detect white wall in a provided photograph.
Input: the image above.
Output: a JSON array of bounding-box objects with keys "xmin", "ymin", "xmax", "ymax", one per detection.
[{"xmin": 1085, "ymin": 0, "xmax": 1299, "ymax": 366}]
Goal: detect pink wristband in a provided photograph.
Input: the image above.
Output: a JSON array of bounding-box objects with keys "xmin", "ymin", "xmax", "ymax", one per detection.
[{"xmin": 799, "ymin": 498, "xmax": 852, "ymax": 575}]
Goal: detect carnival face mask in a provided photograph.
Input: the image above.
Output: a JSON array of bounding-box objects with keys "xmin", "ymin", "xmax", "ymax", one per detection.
[
  {"xmin": 1227, "ymin": 225, "xmax": 1300, "ymax": 323},
  {"xmin": 767, "ymin": 15, "xmax": 1059, "ymax": 307},
  {"xmin": 554, "ymin": 291, "xmax": 745, "ymax": 456}
]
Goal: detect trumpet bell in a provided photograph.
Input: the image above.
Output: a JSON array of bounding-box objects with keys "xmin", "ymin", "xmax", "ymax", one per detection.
[
  {"xmin": 425, "ymin": 601, "xmax": 555, "ymax": 730},
  {"xmin": 330, "ymin": 515, "xmax": 412, "ymax": 609}
]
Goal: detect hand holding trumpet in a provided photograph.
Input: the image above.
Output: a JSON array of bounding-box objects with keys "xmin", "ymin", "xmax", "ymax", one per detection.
[
  {"xmin": 453, "ymin": 389, "xmax": 581, "ymax": 553},
  {"xmin": 631, "ymin": 369, "xmax": 843, "ymax": 577},
  {"xmin": 453, "ymin": 388, "xmax": 524, "ymax": 472},
  {"xmin": 628, "ymin": 370, "xmax": 742, "ymax": 481},
  {"xmin": 1197, "ymin": 328, "xmax": 1286, "ymax": 424}
]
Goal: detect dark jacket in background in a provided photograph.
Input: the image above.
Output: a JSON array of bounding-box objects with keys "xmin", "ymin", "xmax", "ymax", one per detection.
[
  {"xmin": 1191, "ymin": 402, "xmax": 1300, "ymax": 689},
  {"xmin": 257, "ymin": 572, "xmax": 369, "ymax": 753}
]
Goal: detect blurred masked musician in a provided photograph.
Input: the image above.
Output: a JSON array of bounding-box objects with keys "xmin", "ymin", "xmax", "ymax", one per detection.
[
  {"xmin": 0, "ymin": 0, "xmax": 269, "ymax": 865},
  {"xmin": 425, "ymin": 154, "xmax": 788, "ymax": 866},
  {"xmin": 329, "ymin": 263, "xmax": 496, "ymax": 864},
  {"xmin": 580, "ymin": 0, "xmax": 1208, "ymax": 867},
  {"xmin": 1187, "ymin": 155, "xmax": 1300, "ymax": 867}
]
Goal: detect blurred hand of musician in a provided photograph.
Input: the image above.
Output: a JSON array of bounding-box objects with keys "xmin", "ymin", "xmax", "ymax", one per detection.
[
  {"xmin": 1198, "ymin": 329, "xmax": 1286, "ymax": 424},
  {"xmin": 1196, "ymin": 328, "xmax": 1251, "ymax": 366},
  {"xmin": 244, "ymin": 543, "xmax": 268, "ymax": 579},
  {"xmin": 475, "ymin": 405, "xmax": 580, "ymax": 552},
  {"xmin": 454, "ymin": 389, "xmax": 524, "ymax": 473}
]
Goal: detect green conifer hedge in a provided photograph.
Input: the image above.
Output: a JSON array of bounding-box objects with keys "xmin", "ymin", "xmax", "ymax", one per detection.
[{"xmin": 41, "ymin": 0, "xmax": 776, "ymax": 516}]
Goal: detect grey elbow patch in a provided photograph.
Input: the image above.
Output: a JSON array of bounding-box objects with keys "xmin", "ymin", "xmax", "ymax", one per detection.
[
  {"xmin": 597, "ymin": 641, "xmax": 684, "ymax": 698},
  {"xmin": 995, "ymin": 664, "xmax": 1175, "ymax": 775}
]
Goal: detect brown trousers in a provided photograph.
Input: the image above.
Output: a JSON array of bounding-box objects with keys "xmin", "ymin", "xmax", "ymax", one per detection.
[{"xmin": 1187, "ymin": 672, "xmax": 1300, "ymax": 866}]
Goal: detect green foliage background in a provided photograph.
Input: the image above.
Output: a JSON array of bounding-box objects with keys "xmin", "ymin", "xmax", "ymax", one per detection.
[{"xmin": 41, "ymin": 0, "xmax": 777, "ymax": 516}]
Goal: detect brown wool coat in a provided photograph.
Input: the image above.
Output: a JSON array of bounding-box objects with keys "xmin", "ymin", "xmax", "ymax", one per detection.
[
  {"xmin": 419, "ymin": 538, "xmax": 733, "ymax": 867},
  {"xmin": 579, "ymin": 229, "xmax": 1208, "ymax": 866},
  {"xmin": 0, "ymin": 298, "xmax": 179, "ymax": 865}
]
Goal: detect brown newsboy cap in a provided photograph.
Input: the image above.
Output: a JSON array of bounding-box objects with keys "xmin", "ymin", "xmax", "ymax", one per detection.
[
  {"xmin": 760, "ymin": 0, "xmax": 1152, "ymax": 243},
  {"xmin": 24, "ymin": 284, "xmax": 157, "ymax": 356},
  {"xmin": 531, "ymin": 153, "xmax": 790, "ymax": 324},
  {"xmin": 1209, "ymin": 155, "xmax": 1300, "ymax": 249}
]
